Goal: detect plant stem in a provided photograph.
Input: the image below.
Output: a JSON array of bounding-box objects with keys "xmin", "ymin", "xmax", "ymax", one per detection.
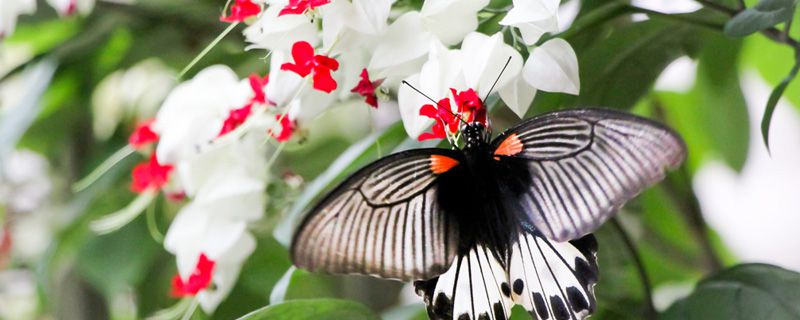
[
  {"xmin": 610, "ymin": 217, "xmax": 657, "ymax": 318},
  {"xmin": 695, "ymin": 0, "xmax": 739, "ymax": 15}
]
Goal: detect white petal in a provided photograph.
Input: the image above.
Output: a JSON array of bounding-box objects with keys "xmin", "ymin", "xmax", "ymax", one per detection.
[
  {"xmin": 499, "ymin": 74, "xmax": 537, "ymax": 118},
  {"xmin": 369, "ymin": 12, "xmax": 434, "ymax": 75},
  {"xmin": 398, "ymin": 73, "xmax": 433, "ymax": 139},
  {"xmin": 515, "ymin": 15, "xmax": 559, "ymax": 45},
  {"xmin": 243, "ymin": 5, "xmax": 320, "ymax": 52},
  {"xmin": 654, "ymin": 56, "xmax": 697, "ymax": 93},
  {"xmin": 523, "ymin": 38, "xmax": 580, "ymax": 95},
  {"xmin": 499, "ymin": 0, "xmax": 559, "ymax": 25},
  {"xmin": 265, "ymin": 51, "xmax": 304, "ymax": 106},
  {"xmin": 558, "ymin": 0, "xmax": 581, "ymax": 31},
  {"xmin": 349, "ymin": 0, "xmax": 394, "ymax": 35},
  {"xmin": 421, "ymin": 0, "xmax": 489, "ymax": 45},
  {"xmin": 630, "ymin": 0, "xmax": 701, "ymax": 14},
  {"xmin": 460, "ymin": 32, "xmax": 523, "ymax": 97},
  {"xmin": 0, "ymin": 0, "xmax": 37, "ymax": 38},
  {"xmin": 197, "ymin": 231, "xmax": 255, "ymax": 312}
]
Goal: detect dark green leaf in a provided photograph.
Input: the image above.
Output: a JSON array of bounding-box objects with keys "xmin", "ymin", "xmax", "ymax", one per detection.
[
  {"xmin": 724, "ymin": 0, "xmax": 796, "ymax": 37},
  {"xmin": 761, "ymin": 56, "xmax": 800, "ymax": 152},
  {"xmin": 237, "ymin": 299, "xmax": 380, "ymax": 320},
  {"xmin": 663, "ymin": 264, "xmax": 800, "ymax": 319}
]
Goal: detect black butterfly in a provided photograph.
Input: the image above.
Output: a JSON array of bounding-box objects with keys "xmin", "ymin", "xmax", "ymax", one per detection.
[{"xmin": 290, "ymin": 108, "xmax": 686, "ymax": 320}]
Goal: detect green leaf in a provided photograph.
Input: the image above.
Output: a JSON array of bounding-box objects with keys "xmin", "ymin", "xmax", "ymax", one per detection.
[
  {"xmin": 724, "ymin": 0, "xmax": 796, "ymax": 37},
  {"xmin": 761, "ymin": 56, "xmax": 800, "ymax": 152},
  {"xmin": 576, "ymin": 18, "xmax": 706, "ymax": 110},
  {"xmin": 238, "ymin": 299, "xmax": 380, "ymax": 320},
  {"xmin": 663, "ymin": 264, "xmax": 800, "ymax": 319}
]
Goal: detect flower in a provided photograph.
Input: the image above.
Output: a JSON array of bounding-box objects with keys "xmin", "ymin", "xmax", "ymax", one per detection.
[
  {"xmin": 171, "ymin": 253, "xmax": 215, "ymax": 297},
  {"xmin": 522, "ymin": 38, "xmax": 580, "ymax": 95},
  {"xmin": 221, "ymin": 0, "xmax": 261, "ymax": 22},
  {"xmin": 350, "ymin": 68, "xmax": 382, "ymax": 108},
  {"xmin": 279, "ymin": 0, "xmax": 331, "ymax": 16},
  {"xmin": 499, "ymin": 0, "xmax": 560, "ymax": 45},
  {"xmin": 418, "ymin": 98, "xmax": 457, "ymax": 141},
  {"xmin": 218, "ymin": 104, "xmax": 253, "ymax": 137},
  {"xmin": 270, "ymin": 114, "xmax": 296, "ymax": 142},
  {"xmin": 281, "ymin": 41, "xmax": 339, "ymax": 93},
  {"xmin": 248, "ymin": 73, "xmax": 269, "ymax": 104},
  {"xmin": 451, "ymin": 88, "xmax": 485, "ymax": 125},
  {"xmin": 128, "ymin": 119, "xmax": 159, "ymax": 149},
  {"xmin": 45, "ymin": 0, "xmax": 93, "ymax": 16},
  {"xmin": 130, "ymin": 154, "xmax": 173, "ymax": 193}
]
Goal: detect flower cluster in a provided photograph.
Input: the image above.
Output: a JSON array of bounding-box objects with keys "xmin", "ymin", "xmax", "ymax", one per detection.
[
  {"xmin": 1, "ymin": 0, "xmax": 95, "ymax": 38},
  {"xmin": 93, "ymin": 0, "xmax": 582, "ymax": 313}
]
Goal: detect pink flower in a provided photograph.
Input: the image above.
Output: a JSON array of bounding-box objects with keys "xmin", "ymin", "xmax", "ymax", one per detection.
[
  {"xmin": 418, "ymin": 98, "xmax": 458, "ymax": 141},
  {"xmin": 131, "ymin": 154, "xmax": 173, "ymax": 193},
  {"xmin": 281, "ymin": 41, "xmax": 339, "ymax": 93},
  {"xmin": 451, "ymin": 88, "xmax": 485, "ymax": 125},
  {"xmin": 278, "ymin": 0, "xmax": 331, "ymax": 16},
  {"xmin": 128, "ymin": 119, "xmax": 159, "ymax": 149},
  {"xmin": 171, "ymin": 253, "xmax": 215, "ymax": 297},
  {"xmin": 350, "ymin": 69, "xmax": 383, "ymax": 108},
  {"xmin": 270, "ymin": 114, "xmax": 296, "ymax": 142},
  {"xmin": 221, "ymin": 0, "xmax": 261, "ymax": 22}
]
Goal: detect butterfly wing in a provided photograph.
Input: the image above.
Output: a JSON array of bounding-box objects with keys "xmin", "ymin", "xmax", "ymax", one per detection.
[
  {"xmin": 492, "ymin": 108, "xmax": 686, "ymax": 242},
  {"xmin": 291, "ymin": 149, "xmax": 463, "ymax": 281},
  {"xmin": 414, "ymin": 226, "xmax": 598, "ymax": 320}
]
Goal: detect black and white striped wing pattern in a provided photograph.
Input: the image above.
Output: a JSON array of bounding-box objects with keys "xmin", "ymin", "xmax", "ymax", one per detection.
[
  {"xmin": 291, "ymin": 149, "xmax": 462, "ymax": 281},
  {"xmin": 492, "ymin": 109, "xmax": 686, "ymax": 241},
  {"xmin": 415, "ymin": 245, "xmax": 514, "ymax": 320},
  {"xmin": 509, "ymin": 229, "xmax": 599, "ymax": 320},
  {"xmin": 414, "ymin": 228, "xmax": 598, "ymax": 320}
]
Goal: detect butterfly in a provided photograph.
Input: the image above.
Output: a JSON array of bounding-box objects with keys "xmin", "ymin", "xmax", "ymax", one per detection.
[{"xmin": 290, "ymin": 108, "xmax": 686, "ymax": 320}]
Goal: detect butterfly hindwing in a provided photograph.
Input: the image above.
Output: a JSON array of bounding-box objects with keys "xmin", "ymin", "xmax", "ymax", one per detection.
[
  {"xmin": 291, "ymin": 149, "xmax": 462, "ymax": 281},
  {"xmin": 493, "ymin": 109, "xmax": 686, "ymax": 241},
  {"xmin": 415, "ymin": 227, "xmax": 598, "ymax": 320},
  {"xmin": 509, "ymin": 228, "xmax": 598, "ymax": 320}
]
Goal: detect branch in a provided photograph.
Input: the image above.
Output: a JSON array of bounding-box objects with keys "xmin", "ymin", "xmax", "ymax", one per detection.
[{"xmin": 610, "ymin": 217, "xmax": 657, "ymax": 318}]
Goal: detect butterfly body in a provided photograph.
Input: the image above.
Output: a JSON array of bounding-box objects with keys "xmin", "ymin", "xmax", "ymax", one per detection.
[{"xmin": 291, "ymin": 109, "xmax": 687, "ymax": 320}]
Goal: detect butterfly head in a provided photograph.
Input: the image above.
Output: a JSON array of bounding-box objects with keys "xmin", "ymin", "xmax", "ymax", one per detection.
[{"xmin": 463, "ymin": 122, "xmax": 489, "ymax": 149}]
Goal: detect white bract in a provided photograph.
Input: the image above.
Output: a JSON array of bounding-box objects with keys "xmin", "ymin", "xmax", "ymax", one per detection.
[
  {"xmin": 0, "ymin": 0, "xmax": 36, "ymax": 39},
  {"xmin": 45, "ymin": 0, "xmax": 94, "ymax": 16},
  {"xmin": 499, "ymin": 0, "xmax": 560, "ymax": 45}
]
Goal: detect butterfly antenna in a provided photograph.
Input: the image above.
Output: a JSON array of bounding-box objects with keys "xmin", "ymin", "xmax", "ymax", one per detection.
[
  {"xmin": 401, "ymin": 80, "xmax": 468, "ymax": 125},
  {"xmin": 482, "ymin": 56, "xmax": 513, "ymax": 103}
]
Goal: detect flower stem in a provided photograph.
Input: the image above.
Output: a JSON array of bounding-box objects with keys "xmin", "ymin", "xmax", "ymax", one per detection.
[
  {"xmin": 610, "ymin": 217, "xmax": 657, "ymax": 318},
  {"xmin": 90, "ymin": 191, "xmax": 157, "ymax": 234},
  {"xmin": 180, "ymin": 298, "xmax": 199, "ymax": 320},
  {"xmin": 178, "ymin": 22, "xmax": 239, "ymax": 80},
  {"xmin": 72, "ymin": 145, "xmax": 135, "ymax": 193},
  {"xmin": 146, "ymin": 200, "xmax": 163, "ymax": 243}
]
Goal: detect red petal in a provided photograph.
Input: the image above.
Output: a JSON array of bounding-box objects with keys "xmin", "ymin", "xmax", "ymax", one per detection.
[
  {"xmin": 314, "ymin": 55, "xmax": 339, "ymax": 71},
  {"xmin": 248, "ymin": 74, "xmax": 269, "ymax": 104},
  {"xmin": 312, "ymin": 69, "xmax": 337, "ymax": 93},
  {"xmin": 291, "ymin": 41, "xmax": 316, "ymax": 66},
  {"xmin": 220, "ymin": 0, "xmax": 261, "ymax": 22},
  {"xmin": 130, "ymin": 154, "xmax": 173, "ymax": 193},
  {"xmin": 170, "ymin": 253, "xmax": 216, "ymax": 298},
  {"xmin": 419, "ymin": 104, "xmax": 438, "ymax": 118},
  {"xmin": 270, "ymin": 114, "xmax": 296, "ymax": 142},
  {"xmin": 281, "ymin": 62, "xmax": 311, "ymax": 77},
  {"xmin": 128, "ymin": 119, "xmax": 158, "ymax": 149},
  {"xmin": 218, "ymin": 104, "xmax": 253, "ymax": 137}
]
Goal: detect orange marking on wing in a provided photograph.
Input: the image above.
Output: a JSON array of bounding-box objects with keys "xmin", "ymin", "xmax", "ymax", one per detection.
[
  {"xmin": 430, "ymin": 155, "xmax": 459, "ymax": 174},
  {"xmin": 494, "ymin": 133, "xmax": 523, "ymax": 157}
]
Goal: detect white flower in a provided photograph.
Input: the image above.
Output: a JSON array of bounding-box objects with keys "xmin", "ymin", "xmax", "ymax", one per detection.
[
  {"xmin": 522, "ymin": 38, "xmax": 580, "ymax": 95},
  {"xmin": 91, "ymin": 59, "xmax": 176, "ymax": 140},
  {"xmin": 0, "ymin": 150, "xmax": 50, "ymax": 213},
  {"xmin": 46, "ymin": 0, "xmax": 94, "ymax": 16},
  {"xmin": 460, "ymin": 32, "xmax": 523, "ymax": 101},
  {"xmin": 499, "ymin": 0, "xmax": 560, "ymax": 45},
  {"xmin": 420, "ymin": 0, "xmax": 490, "ymax": 45},
  {"xmin": 0, "ymin": 270, "xmax": 38, "ymax": 320},
  {"xmin": 369, "ymin": 0, "xmax": 489, "ymax": 81},
  {"xmin": 244, "ymin": 1, "xmax": 320, "ymax": 52},
  {"xmin": 0, "ymin": 0, "xmax": 36, "ymax": 39},
  {"xmin": 153, "ymin": 65, "xmax": 250, "ymax": 164}
]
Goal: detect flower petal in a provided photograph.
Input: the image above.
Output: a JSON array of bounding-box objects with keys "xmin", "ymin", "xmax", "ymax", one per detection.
[
  {"xmin": 368, "ymin": 12, "xmax": 434, "ymax": 76},
  {"xmin": 499, "ymin": 74, "xmax": 537, "ymax": 118},
  {"xmin": 460, "ymin": 32, "xmax": 523, "ymax": 98},
  {"xmin": 523, "ymin": 38, "xmax": 580, "ymax": 95},
  {"xmin": 421, "ymin": 0, "xmax": 489, "ymax": 45},
  {"xmin": 498, "ymin": 0, "xmax": 559, "ymax": 25}
]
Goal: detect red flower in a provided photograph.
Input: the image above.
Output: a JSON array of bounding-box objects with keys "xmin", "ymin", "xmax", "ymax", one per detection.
[
  {"xmin": 218, "ymin": 104, "xmax": 253, "ymax": 137},
  {"xmin": 166, "ymin": 192, "xmax": 186, "ymax": 202},
  {"xmin": 281, "ymin": 41, "xmax": 339, "ymax": 93},
  {"xmin": 171, "ymin": 253, "xmax": 215, "ymax": 297},
  {"xmin": 249, "ymin": 73, "xmax": 269, "ymax": 104},
  {"xmin": 450, "ymin": 88, "xmax": 486, "ymax": 125},
  {"xmin": 418, "ymin": 98, "xmax": 458, "ymax": 141},
  {"xmin": 270, "ymin": 114, "xmax": 296, "ymax": 142},
  {"xmin": 131, "ymin": 154, "xmax": 173, "ymax": 193},
  {"xmin": 278, "ymin": 0, "xmax": 331, "ymax": 16},
  {"xmin": 128, "ymin": 119, "xmax": 159, "ymax": 149},
  {"xmin": 221, "ymin": 0, "xmax": 261, "ymax": 22},
  {"xmin": 350, "ymin": 69, "xmax": 383, "ymax": 108}
]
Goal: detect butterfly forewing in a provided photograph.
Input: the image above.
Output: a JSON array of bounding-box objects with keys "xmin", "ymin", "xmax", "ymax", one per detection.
[
  {"xmin": 492, "ymin": 109, "xmax": 686, "ymax": 242},
  {"xmin": 291, "ymin": 149, "xmax": 462, "ymax": 281}
]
